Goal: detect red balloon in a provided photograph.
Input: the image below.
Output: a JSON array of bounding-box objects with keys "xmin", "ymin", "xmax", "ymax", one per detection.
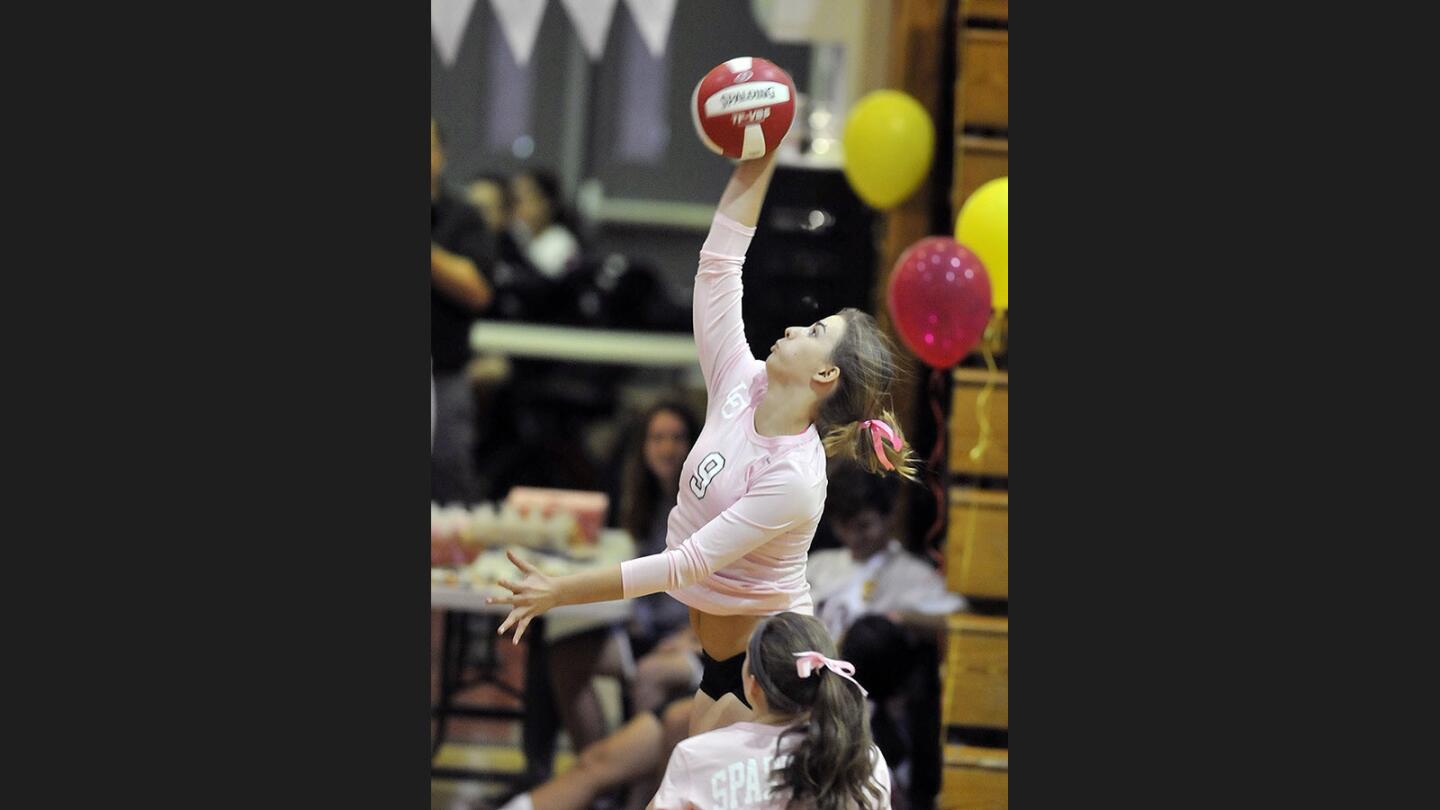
[{"xmin": 887, "ymin": 237, "xmax": 992, "ymax": 368}]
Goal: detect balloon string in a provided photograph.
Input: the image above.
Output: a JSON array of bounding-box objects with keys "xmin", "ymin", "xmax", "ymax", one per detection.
[
  {"xmin": 956, "ymin": 316, "xmax": 1002, "ymax": 581},
  {"xmin": 962, "ymin": 339, "xmax": 993, "ymax": 577},
  {"xmin": 925, "ymin": 367, "xmax": 947, "ymax": 568},
  {"xmin": 968, "ymin": 317, "xmax": 1000, "ymax": 462}
]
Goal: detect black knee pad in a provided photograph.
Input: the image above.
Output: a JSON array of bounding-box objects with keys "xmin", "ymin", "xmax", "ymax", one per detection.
[{"xmin": 697, "ymin": 650, "xmax": 752, "ymax": 709}]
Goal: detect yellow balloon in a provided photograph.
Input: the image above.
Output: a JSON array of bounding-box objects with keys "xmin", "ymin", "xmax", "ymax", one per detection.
[
  {"xmin": 842, "ymin": 90, "xmax": 935, "ymax": 209},
  {"xmin": 956, "ymin": 177, "xmax": 1008, "ymax": 311}
]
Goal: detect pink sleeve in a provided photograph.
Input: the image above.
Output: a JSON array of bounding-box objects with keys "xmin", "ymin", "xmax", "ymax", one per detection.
[
  {"xmin": 693, "ymin": 212, "xmax": 757, "ymax": 401},
  {"xmin": 621, "ymin": 460, "xmax": 822, "ymax": 599},
  {"xmin": 651, "ymin": 745, "xmax": 695, "ymax": 810}
]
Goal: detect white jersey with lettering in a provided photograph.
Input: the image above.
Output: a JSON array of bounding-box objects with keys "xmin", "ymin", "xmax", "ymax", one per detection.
[{"xmin": 651, "ymin": 720, "xmax": 890, "ymax": 810}]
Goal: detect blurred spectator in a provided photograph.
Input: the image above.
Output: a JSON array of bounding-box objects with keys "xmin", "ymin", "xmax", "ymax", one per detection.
[
  {"xmin": 431, "ymin": 118, "xmax": 495, "ymax": 505},
  {"xmin": 464, "ymin": 172, "xmax": 555, "ymax": 323},
  {"xmin": 533, "ymin": 400, "xmax": 703, "ymax": 773},
  {"xmin": 614, "ymin": 401, "xmax": 700, "ymax": 655},
  {"xmin": 809, "ymin": 464, "xmax": 969, "ymax": 810},
  {"xmin": 465, "ymin": 174, "xmax": 513, "ymax": 235},
  {"xmin": 509, "ymin": 169, "xmax": 582, "ymax": 280},
  {"xmin": 810, "ymin": 467, "xmax": 965, "ymax": 643},
  {"xmin": 502, "ymin": 401, "xmax": 704, "ymax": 810},
  {"xmin": 491, "ymin": 698, "xmax": 695, "ymax": 810}
]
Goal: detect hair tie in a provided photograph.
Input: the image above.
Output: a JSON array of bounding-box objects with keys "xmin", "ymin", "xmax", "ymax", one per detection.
[{"xmin": 860, "ymin": 419, "xmax": 902, "ymax": 471}]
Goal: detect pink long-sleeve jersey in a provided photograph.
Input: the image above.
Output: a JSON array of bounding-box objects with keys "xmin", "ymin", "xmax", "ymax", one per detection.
[{"xmin": 619, "ymin": 212, "xmax": 827, "ymax": 616}]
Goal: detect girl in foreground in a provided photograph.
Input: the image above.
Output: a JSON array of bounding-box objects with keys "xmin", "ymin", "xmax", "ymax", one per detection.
[{"xmin": 649, "ymin": 612, "xmax": 889, "ymax": 810}]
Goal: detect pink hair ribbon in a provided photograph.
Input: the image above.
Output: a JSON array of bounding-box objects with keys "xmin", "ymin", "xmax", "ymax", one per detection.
[
  {"xmin": 793, "ymin": 651, "xmax": 869, "ymax": 697},
  {"xmin": 861, "ymin": 419, "xmax": 902, "ymax": 471}
]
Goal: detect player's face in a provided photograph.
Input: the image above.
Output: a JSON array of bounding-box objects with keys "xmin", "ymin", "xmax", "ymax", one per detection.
[{"xmin": 765, "ymin": 313, "xmax": 845, "ymax": 386}]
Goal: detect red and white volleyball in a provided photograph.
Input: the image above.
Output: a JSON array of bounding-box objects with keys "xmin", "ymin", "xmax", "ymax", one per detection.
[{"xmin": 691, "ymin": 57, "xmax": 796, "ymax": 160}]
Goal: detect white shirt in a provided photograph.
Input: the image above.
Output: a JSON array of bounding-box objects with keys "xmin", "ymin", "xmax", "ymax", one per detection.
[
  {"xmin": 524, "ymin": 224, "xmax": 580, "ymax": 279},
  {"xmin": 807, "ymin": 540, "xmax": 967, "ymax": 640}
]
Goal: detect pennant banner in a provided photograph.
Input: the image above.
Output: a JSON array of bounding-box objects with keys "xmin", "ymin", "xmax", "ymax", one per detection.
[
  {"xmin": 623, "ymin": 0, "xmax": 679, "ymax": 58},
  {"xmin": 489, "ymin": 0, "xmax": 548, "ymax": 66},
  {"xmin": 431, "ymin": 0, "xmax": 479, "ymax": 67},
  {"xmin": 559, "ymin": 0, "xmax": 619, "ymax": 60}
]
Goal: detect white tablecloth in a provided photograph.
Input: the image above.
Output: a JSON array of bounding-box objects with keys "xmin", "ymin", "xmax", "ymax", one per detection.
[{"xmin": 430, "ymin": 528, "xmax": 636, "ymax": 642}]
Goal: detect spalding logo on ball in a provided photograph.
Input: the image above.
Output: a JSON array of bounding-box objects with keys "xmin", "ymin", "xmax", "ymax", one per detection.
[{"xmin": 691, "ymin": 57, "xmax": 796, "ymax": 160}]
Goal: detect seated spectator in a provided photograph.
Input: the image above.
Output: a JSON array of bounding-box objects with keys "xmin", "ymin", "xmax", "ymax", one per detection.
[
  {"xmin": 431, "ymin": 117, "xmax": 496, "ymax": 505},
  {"xmin": 466, "ymin": 174, "xmax": 512, "ymax": 235},
  {"xmin": 509, "ymin": 169, "xmax": 582, "ymax": 281},
  {"xmin": 528, "ymin": 401, "xmax": 704, "ymax": 783},
  {"xmin": 491, "ymin": 697, "xmax": 695, "ymax": 810},
  {"xmin": 809, "ymin": 463, "xmax": 970, "ymax": 810}
]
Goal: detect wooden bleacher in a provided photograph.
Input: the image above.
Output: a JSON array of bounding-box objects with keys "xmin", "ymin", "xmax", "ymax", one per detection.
[
  {"xmin": 947, "ymin": 487, "xmax": 1008, "ymax": 599},
  {"xmin": 940, "ymin": 369, "xmax": 1009, "ymax": 810},
  {"xmin": 942, "ymin": 614, "xmax": 1008, "ymax": 732},
  {"xmin": 941, "ymin": 4, "xmax": 1007, "ymax": 803},
  {"xmin": 939, "ymin": 745, "xmax": 1009, "ymax": 810}
]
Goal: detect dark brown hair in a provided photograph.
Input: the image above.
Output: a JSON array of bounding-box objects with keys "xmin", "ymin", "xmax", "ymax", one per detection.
[
  {"xmin": 823, "ymin": 462, "xmax": 901, "ymax": 524},
  {"xmin": 747, "ymin": 612, "xmax": 887, "ymax": 810},
  {"xmin": 619, "ymin": 400, "xmax": 700, "ymax": 543},
  {"xmin": 816, "ymin": 309, "xmax": 920, "ymax": 482}
]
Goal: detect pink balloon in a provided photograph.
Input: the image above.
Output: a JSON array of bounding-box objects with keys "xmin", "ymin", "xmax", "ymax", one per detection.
[{"xmin": 887, "ymin": 237, "xmax": 992, "ymax": 369}]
